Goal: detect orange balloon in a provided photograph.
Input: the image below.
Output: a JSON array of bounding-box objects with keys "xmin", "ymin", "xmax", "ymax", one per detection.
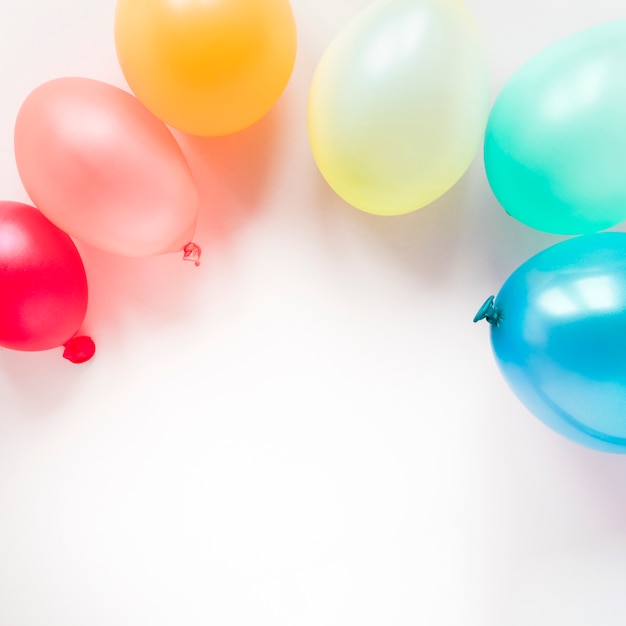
[{"xmin": 114, "ymin": 0, "xmax": 298, "ymax": 136}]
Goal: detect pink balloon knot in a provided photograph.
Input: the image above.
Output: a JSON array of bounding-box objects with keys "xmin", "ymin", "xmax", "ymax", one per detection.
[
  {"xmin": 63, "ymin": 336, "xmax": 96, "ymax": 364},
  {"xmin": 183, "ymin": 242, "xmax": 201, "ymax": 267}
]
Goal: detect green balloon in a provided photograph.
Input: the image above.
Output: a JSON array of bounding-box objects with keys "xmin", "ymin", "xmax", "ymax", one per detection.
[{"xmin": 484, "ymin": 20, "xmax": 626, "ymax": 234}]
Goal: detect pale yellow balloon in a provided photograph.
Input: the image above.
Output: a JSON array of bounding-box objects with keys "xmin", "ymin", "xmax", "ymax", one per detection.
[{"xmin": 307, "ymin": 0, "xmax": 490, "ymax": 215}]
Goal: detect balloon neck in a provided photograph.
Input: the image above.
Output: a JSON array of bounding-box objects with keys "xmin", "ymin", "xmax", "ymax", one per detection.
[
  {"xmin": 183, "ymin": 242, "xmax": 201, "ymax": 267},
  {"xmin": 63, "ymin": 335, "xmax": 96, "ymax": 364},
  {"xmin": 473, "ymin": 295, "xmax": 501, "ymax": 326}
]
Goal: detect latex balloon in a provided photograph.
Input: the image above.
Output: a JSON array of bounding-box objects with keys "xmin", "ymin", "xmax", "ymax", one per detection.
[
  {"xmin": 0, "ymin": 201, "xmax": 94, "ymax": 363},
  {"xmin": 114, "ymin": 0, "xmax": 297, "ymax": 136},
  {"xmin": 14, "ymin": 77, "xmax": 199, "ymax": 259},
  {"xmin": 484, "ymin": 20, "xmax": 626, "ymax": 234},
  {"xmin": 307, "ymin": 0, "xmax": 490, "ymax": 216},
  {"xmin": 475, "ymin": 232, "xmax": 626, "ymax": 453}
]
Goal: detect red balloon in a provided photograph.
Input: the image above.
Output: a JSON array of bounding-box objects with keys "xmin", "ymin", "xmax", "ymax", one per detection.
[{"xmin": 0, "ymin": 201, "xmax": 93, "ymax": 361}]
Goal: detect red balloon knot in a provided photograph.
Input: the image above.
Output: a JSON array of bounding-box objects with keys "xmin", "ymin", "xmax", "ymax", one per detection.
[{"xmin": 63, "ymin": 336, "xmax": 96, "ymax": 364}]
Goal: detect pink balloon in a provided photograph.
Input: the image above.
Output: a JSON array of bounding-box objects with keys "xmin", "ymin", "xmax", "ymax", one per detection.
[{"xmin": 14, "ymin": 77, "xmax": 199, "ymax": 258}]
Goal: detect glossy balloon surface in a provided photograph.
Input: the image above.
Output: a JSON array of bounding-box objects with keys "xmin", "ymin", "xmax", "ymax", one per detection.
[
  {"xmin": 486, "ymin": 233, "xmax": 626, "ymax": 453},
  {"xmin": 484, "ymin": 20, "xmax": 626, "ymax": 234},
  {"xmin": 14, "ymin": 77, "xmax": 198, "ymax": 258},
  {"xmin": 308, "ymin": 0, "xmax": 489, "ymax": 216},
  {"xmin": 115, "ymin": 0, "xmax": 297, "ymax": 136},
  {"xmin": 0, "ymin": 201, "xmax": 88, "ymax": 352}
]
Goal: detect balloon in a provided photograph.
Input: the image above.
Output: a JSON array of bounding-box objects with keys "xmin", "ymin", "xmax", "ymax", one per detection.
[
  {"xmin": 114, "ymin": 0, "xmax": 297, "ymax": 136},
  {"xmin": 0, "ymin": 201, "xmax": 94, "ymax": 363},
  {"xmin": 307, "ymin": 0, "xmax": 490, "ymax": 216},
  {"xmin": 475, "ymin": 232, "xmax": 626, "ymax": 453},
  {"xmin": 484, "ymin": 20, "xmax": 626, "ymax": 235},
  {"xmin": 14, "ymin": 77, "xmax": 199, "ymax": 259}
]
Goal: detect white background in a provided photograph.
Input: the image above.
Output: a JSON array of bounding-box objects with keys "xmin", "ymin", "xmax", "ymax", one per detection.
[{"xmin": 1, "ymin": 1, "xmax": 626, "ymax": 624}]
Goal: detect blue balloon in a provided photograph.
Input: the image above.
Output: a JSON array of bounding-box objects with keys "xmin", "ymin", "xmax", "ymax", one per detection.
[{"xmin": 475, "ymin": 232, "xmax": 626, "ymax": 453}]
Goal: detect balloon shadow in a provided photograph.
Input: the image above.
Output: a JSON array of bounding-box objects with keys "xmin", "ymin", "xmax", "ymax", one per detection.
[
  {"xmin": 473, "ymin": 180, "xmax": 567, "ymax": 285},
  {"xmin": 1, "ymin": 105, "xmax": 285, "ymax": 396},
  {"xmin": 312, "ymin": 151, "xmax": 566, "ymax": 290},
  {"xmin": 562, "ymin": 444, "xmax": 626, "ymax": 528},
  {"xmin": 78, "ymin": 104, "xmax": 284, "ymax": 332},
  {"xmin": 0, "ymin": 347, "xmax": 95, "ymax": 420},
  {"xmin": 311, "ymin": 155, "xmax": 481, "ymax": 284},
  {"xmin": 0, "ymin": 94, "xmax": 289, "ymax": 421},
  {"xmin": 172, "ymin": 104, "xmax": 282, "ymax": 247}
]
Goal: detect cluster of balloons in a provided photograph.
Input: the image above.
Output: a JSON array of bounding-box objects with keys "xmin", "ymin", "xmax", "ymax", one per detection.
[
  {"xmin": 3, "ymin": 0, "xmax": 626, "ymax": 454},
  {"xmin": 305, "ymin": 3, "xmax": 626, "ymax": 452},
  {"xmin": 476, "ymin": 20, "xmax": 626, "ymax": 452},
  {"xmin": 1, "ymin": 0, "xmax": 298, "ymax": 362}
]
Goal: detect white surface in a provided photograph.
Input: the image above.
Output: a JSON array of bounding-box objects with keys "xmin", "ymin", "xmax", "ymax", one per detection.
[{"xmin": 1, "ymin": 1, "xmax": 626, "ymax": 625}]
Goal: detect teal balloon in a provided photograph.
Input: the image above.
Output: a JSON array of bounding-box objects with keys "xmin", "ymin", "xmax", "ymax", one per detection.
[
  {"xmin": 484, "ymin": 20, "xmax": 626, "ymax": 234},
  {"xmin": 475, "ymin": 233, "xmax": 626, "ymax": 453}
]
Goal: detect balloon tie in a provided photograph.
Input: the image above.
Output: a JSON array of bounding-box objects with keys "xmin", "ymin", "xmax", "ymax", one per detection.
[
  {"xmin": 473, "ymin": 295, "xmax": 501, "ymax": 326},
  {"xmin": 183, "ymin": 242, "xmax": 201, "ymax": 267},
  {"xmin": 63, "ymin": 336, "xmax": 96, "ymax": 364}
]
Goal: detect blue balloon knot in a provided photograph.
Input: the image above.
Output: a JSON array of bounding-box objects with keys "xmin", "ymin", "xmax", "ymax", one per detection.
[{"xmin": 474, "ymin": 295, "xmax": 501, "ymax": 326}]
